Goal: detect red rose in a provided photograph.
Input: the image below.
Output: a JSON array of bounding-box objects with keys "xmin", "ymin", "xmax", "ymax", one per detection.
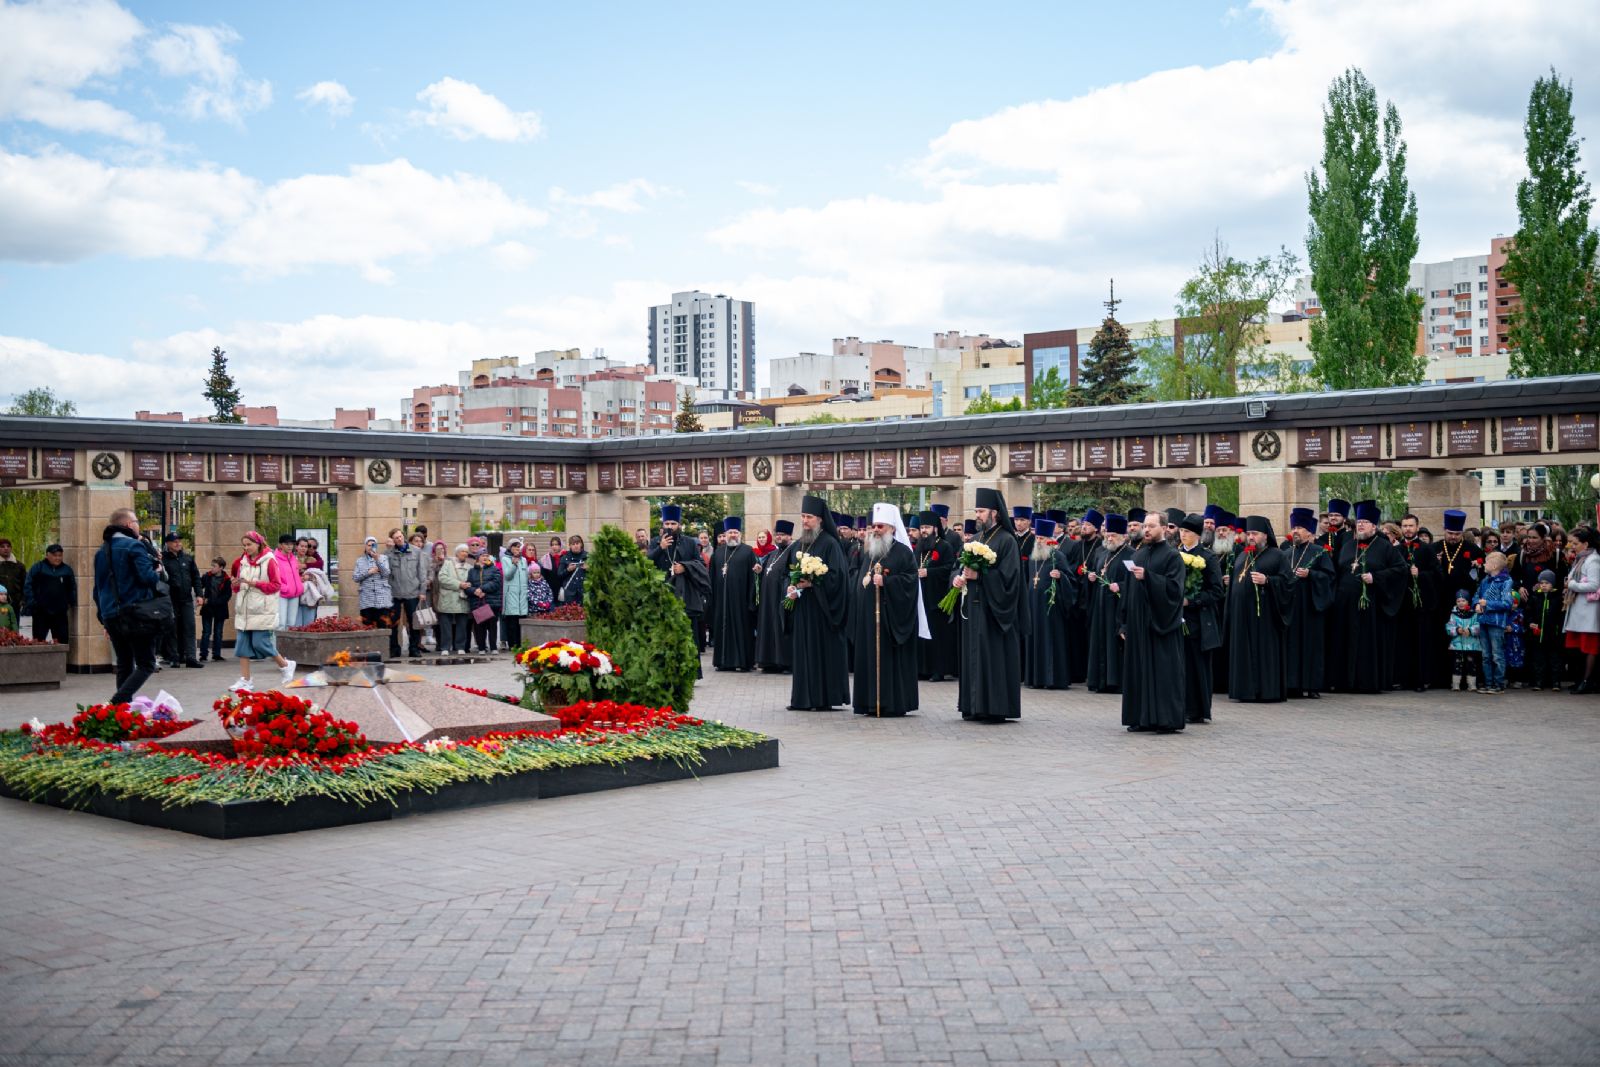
[{"xmin": 930, "ymin": 551, "xmax": 940, "ymax": 561}]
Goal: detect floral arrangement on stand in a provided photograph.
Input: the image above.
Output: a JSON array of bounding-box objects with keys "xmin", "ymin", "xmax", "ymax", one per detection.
[
  {"xmin": 542, "ymin": 603, "xmax": 586, "ymax": 622},
  {"xmin": 515, "ymin": 640, "xmax": 622, "ymax": 709},
  {"xmin": 0, "ymin": 628, "xmax": 43, "ymax": 647},
  {"xmin": 937, "ymin": 542, "xmax": 998, "ymax": 616},
  {"xmin": 288, "ymin": 616, "xmax": 375, "ymax": 634}
]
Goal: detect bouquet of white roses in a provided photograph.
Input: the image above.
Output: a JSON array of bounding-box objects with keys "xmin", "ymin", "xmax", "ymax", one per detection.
[
  {"xmin": 937, "ymin": 541, "xmax": 998, "ymax": 616},
  {"xmin": 784, "ymin": 551, "xmax": 830, "ymax": 610}
]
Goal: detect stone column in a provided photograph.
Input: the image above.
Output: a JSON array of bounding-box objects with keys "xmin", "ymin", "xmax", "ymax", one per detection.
[
  {"xmin": 1237, "ymin": 467, "xmax": 1320, "ymax": 541},
  {"xmin": 192, "ymin": 492, "xmax": 255, "ymax": 649},
  {"xmin": 59, "ymin": 483, "xmax": 135, "ymax": 671},
  {"xmin": 1143, "ymin": 479, "xmax": 1208, "ymax": 519},
  {"xmin": 415, "ymin": 494, "xmax": 471, "ymax": 553},
  {"xmin": 741, "ymin": 485, "xmax": 803, "ymax": 539},
  {"xmin": 1407, "ymin": 470, "xmax": 1482, "ymax": 534},
  {"xmin": 336, "ymin": 488, "xmax": 406, "ymax": 614},
  {"xmin": 962, "ymin": 475, "xmax": 1031, "ymax": 515},
  {"xmin": 563, "ymin": 492, "xmax": 651, "ymax": 544}
]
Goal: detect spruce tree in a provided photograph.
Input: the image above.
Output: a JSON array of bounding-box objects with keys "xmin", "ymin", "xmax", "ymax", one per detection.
[
  {"xmin": 583, "ymin": 525, "xmax": 699, "ymax": 713},
  {"xmin": 1503, "ymin": 68, "xmax": 1600, "ymax": 379},
  {"xmin": 203, "ymin": 346, "xmax": 244, "ymax": 423},
  {"xmin": 1075, "ymin": 283, "xmax": 1145, "ymax": 406},
  {"xmin": 1305, "ymin": 68, "xmax": 1424, "ymax": 389},
  {"xmin": 673, "ymin": 391, "xmax": 703, "ymax": 433}
]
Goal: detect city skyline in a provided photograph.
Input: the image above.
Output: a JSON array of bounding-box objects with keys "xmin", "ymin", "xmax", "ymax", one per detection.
[{"xmin": 1, "ymin": 0, "xmax": 1595, "ymax": 418}]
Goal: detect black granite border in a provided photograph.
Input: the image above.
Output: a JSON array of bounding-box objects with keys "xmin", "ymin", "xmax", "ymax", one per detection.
[{"xmin": 0, "ymin": 739, "xmax": 779, "ymax": 839}]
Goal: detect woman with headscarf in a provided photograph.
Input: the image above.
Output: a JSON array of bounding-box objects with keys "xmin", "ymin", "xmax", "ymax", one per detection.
[
  {"xmin": 434, "ymin": 544, "xmax": 472, "ymax": 655},
  {"xmin": 753, "ymin": 529, "xmax": 776, "ymax": 558}
]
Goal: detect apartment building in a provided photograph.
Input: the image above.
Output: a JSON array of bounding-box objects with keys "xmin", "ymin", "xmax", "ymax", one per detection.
[{"xmin": 647, "ymin": 290, "xmax": 756, "ymax": 400}]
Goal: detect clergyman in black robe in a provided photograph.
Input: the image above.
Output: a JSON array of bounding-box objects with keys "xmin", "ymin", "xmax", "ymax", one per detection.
[
  {"xmin": 755, "ymin": 521, "xmax": 796, "ymax": 673},
  {"xmin": 1431, "ymin": 510, "xmax": 1482, "ymax": 686},
  {"xmin": 788, "ymin": 498, "xmax": 851, "ymax": 711},
  {"xmin": 1024, "ymin": 519, "xmax": 1074, "ymax": 690},
  {"xmin": 1086, "ymin": 514, "xmax": 1133, "ymax": 693},
  {"xmin": 649, "ymin": 505, "xmax": 710, "ymax": 647},
  {"xmin": 1392, "ymin": 515, "xmax": 1441, "ymax": 691},
  {"xmin": 1331, "ymin": 502, "xmax": 1410, "ymax": 693},
  {"xmin": 955, "ymin": 488, "xmax": 1024, "ymax": 722},
  {"xmin": 915, "ymin": 516, "xmax": 958, "ymax": 682},
  {"xmin": 852, "ymin": 507, "xmax": 925, "ymax": 716},
  {"xmin": 1227, "ymin": 516, "xmax": 1293, "ymax": 703},
  {"xmin": 1174, "ymin": 512, "xmax": 1224, "ymax": 723},
  {"xmin": 1121, "ymin": 521, "xmax": 1187, "ymax": 733},
  {"xmin": 1063, "ymin": 511, "xmax": 1100, "ymax": 684},
  {"xmin": 1283, "ymin": 508, "xmax": 1336, "ymax": 698},
  {"xmin": 712, "ymin": 519, "xmax": 757, "ymax": 671}
]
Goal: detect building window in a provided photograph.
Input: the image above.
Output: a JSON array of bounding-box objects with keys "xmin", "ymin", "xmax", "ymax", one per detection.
[
  {"xmin": 1478, "ymin": 281, "xmax": 1488, "ymax": 291},
  {"xmin": 1479, "ymin": 264, "xmax": 1488, "ymax": 274}
]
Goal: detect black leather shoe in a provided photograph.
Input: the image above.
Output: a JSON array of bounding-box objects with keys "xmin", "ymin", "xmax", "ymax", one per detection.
[{"xmin": 184, "ymin": 660, "xmax": 205, "ymax": 668}]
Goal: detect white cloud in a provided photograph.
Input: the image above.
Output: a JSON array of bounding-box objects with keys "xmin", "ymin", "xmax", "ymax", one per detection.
[
  {"xmin": 550, "ymin": 178, "xmax": 668, "ymax": 213},
  {"xmin": 0, "ymin": 148, "xmax": 547, "ymax": 277},
  {"xmin": 0, "ymin": 334, "xmax": 162, "ymax": 415},
  {"xmin": 0, "ymin": 0, "xmax": 159, "ymax": 143},
  {"xmin": 410, "ymin": 77, "xmax": 541, "ymax": 142},
  {"xmin": 489, "ymin": 240, "xmax": 538, "ymax": 269},
  {"xmin": 736, "ymin": 180, "xmax": 777, "ymax": 197},
  {"xmin": 147, "ymin": 22, "xmax": 271, "ymax": 124},
  {"xmin": 296, "ymin": 79, "xmax": 353, "ymax": 119}
]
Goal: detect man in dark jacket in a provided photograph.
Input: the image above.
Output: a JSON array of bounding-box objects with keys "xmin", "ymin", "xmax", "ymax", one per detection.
[
  {"xmin": 24, "ymin": 544, "xmax": 76, "ymax": 643},
  {"xmin": 93, "ymin": 508, "xmax": 165, "ymax": 703},
  {"xmin": 161, "ymin": 533, "xmax": 204, "ymax": 667}
]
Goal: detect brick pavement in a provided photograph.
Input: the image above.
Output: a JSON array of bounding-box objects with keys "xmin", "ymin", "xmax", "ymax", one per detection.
[{"xmin": 1, "ymin": 655, "xmax": 1597, "ymax": 1065}]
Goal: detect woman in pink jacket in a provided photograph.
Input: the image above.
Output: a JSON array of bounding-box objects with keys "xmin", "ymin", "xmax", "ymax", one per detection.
[{"xmin": 273, "ymin": 534, "xmax": 304, "ymax": 630}]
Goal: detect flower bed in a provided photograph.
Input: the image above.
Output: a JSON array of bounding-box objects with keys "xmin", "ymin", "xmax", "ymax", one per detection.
[
  {"xmin": 0, "ymin": 630, "xmax": 70, "ymax": 691},
  {"xmin": 521, "ymin": 615, "xmax": 586, "ymax": 647},
  {"xmin": 275, "ymin": 624, "xmax": 390, "ymax": 667},
  {"xmin": 288, "ymin": 616, "xmax": 374, "ymax": 634}
]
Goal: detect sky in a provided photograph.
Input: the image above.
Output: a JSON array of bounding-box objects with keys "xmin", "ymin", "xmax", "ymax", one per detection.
[{"xmin": 1, "ymin": 0, "xmax": 1596, "ymax": 419}]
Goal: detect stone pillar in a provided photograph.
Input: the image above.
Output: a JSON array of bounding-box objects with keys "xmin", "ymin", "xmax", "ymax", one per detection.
[
  {"xmin": 563, "ymin": 492, "xmax": 648, "ymax": 544},
  {"xmin": 192, "ymin": 492, "xmax": 255, "ymax": 649},
  {"xmin": 336, "ymin": 488, "xmax": 406, "ymax": 614},
  {"xmin": 1407, "ymin": 471, "xmax": 1481, "ymax": 534},
  {"xmin": 415, "ymin": 494, "xmax": 471, "ymax": 553},
  {"xmin": 1142, "ymin": 479, "xmax": 1207, "ymax": 519},
  {"xmin": 741, "ymin": 485, "xmax": 803, "ymax": 539},
  {"xmin": 962, "ymin": 475, "xmax": 1031, "ymax": 516},
  {"xmin": 59, "ymin": 483, "xmax": 135, "ymax": 671},
  {"xmin": 1237, "ymin": 467, "xmax": 1320, "ymax": 541}
]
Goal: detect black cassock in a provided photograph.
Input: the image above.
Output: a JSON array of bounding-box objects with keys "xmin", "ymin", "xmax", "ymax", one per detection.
[
  {"xmin": 1179, "ymin": 543, "xmax": 1224, "ymax": 722},
  {"xmin": 1433, "ymin": 539, "xmax": 1483, "ymax": 685},
  {"xmin": 1392, "ymin": 538, "xmax": 1440, "ymax": 690},
  {"xmin": 712, "ymin": 542, "xmax": 758, "ymax": 671},
  {"xmin": 1284, "ymin": 540, "xmax": 1336, "ymax": 694},
  {"xmin": 1062, "ymin": 537, "xmax": 1094, "ymax": 683},
  {"xmin": 851, "ymin": 540, "xmax": 920, "ymax": 716},
  {"xmin": 1331, "ymin": 535, "xmax": 1409, "ymax": 693},
  {"xmin": 958, "ymin": 528, "xmax": 1024, "ymax": 721},
  {"xmin": 1025, "ymin": 546, "xmax": 1075, "ymax": 689},
  {"xmin": 1086, "ymin": 540, "xmax": 1133, "ymax": 693},
  {"xmin": 1211, "ymin": 541, "xmax": 1240, "ymax": 695},
  {"xmin": 1121, "ymin": 539, "xmax": 1187, "ymax": 731},
  {"xmin": 789, "ymin": 533, "xmax": 852, "ymax": 710},
  {"xmin": 844, "ymin": 539, "xmax": 864, "ymax": 669},
  {"xmin": 916, "ymin": 534, "xmax": 958, "ymax": 680},
  {"xmin": 754, "ymin": 542, "xmax": 795, "ymax": 673},
  {"xmin": 1227, "ymin": 544, "xmax": 1292, "ymax": 702},
  {"xmin": 650, "ymin": 533, "xmax": 710, "ymax": 621}
]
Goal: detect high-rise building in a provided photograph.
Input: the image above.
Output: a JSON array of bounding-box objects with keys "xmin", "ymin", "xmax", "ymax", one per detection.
[{"xmin": 648, "ymin": 290, "xmax": 755, "ymax": 400}]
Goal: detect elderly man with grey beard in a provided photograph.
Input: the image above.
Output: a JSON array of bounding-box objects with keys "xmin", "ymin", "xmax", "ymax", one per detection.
[{"xmin": 850, "ymin": 504, "xmax": 927, "ymax": 717}]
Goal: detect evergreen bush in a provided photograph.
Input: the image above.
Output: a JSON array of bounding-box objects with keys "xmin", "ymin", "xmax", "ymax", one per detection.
[{"xmin": 584, "ymin": 525, "xmax": 698, "ymax": 713}]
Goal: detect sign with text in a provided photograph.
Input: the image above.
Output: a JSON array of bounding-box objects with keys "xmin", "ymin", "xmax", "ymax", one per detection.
[
  {"xmin": 174, "ymin": 453, "xmax": 207, "ymax": 482},
  {"xmin": 597, "ymin": 463, "xmax": 617, "ymax": 491},
  {"xmin": 780, "ymin": 454, "xmax": 804, "ymax": 485},
  {"xmin": 400, "ymin": 459, "xmax": 428, "ymax": 487},
  {"xmin": 1082, "ymin": 438, "xmax": 1112, "ymax": 470},
  {"xmin": 1209, "ymin": 432, "xmax": 1240, "ymax": 466},
  {"xmin": 502, "ymin": 463, "xmax": 526, "ymax": 490},
  {"xmin": 1123, "ymin": 436, "xmax": 1154, "ymax": 469},
  {"xmin": 1500, "ymin": 416, "xmax": 1541, "ymax": 454},
  {"xmin": 725, "ymin": 458, "xmax": 747, "ymax": 484},
  {"xmin": 1344, "ymin": 426, "xmax": 1381, "ymax": 461},
  {"xmin": 645, "ymin": 461, "xmax": 667, "ymax": 488},
  {"xmin": 1558, "ymin": 412, "xmax": 1598, "ymax": 451},
  {"xmin": 937, "ymin": 446, "xmax": 964, "ymax": 478},
  {"xmin": 872, "ymin": 451, "xmax": 897, "ymax": 481},
  {"xmin": 565, "ymin": 463, "xmax": 588, "ymax": 491},
  {"xmin": 671, "ymin": 459, "xmax": 694, "ymax": 487},
  {"xmin": 254, "ymin": 455, "xmax": 283, "ymax": 484},
  {"xmin": 810, "ymin": 452, "xmax": 836, "ymax": 481},
  {"xmin": 535, "ymin": 463, "xmax": 560, "ymax": 489},
  {"xmin": 620, "ymin": 462, "xmax": 642, "ymax": 489},
  {"xmin": 468, "ymin": 461, "xmax": 496, "ymax": 489},
  {"xmin": 904, "ymin": 448, "xmax": 931, "ymax": 478},
  {"xmin": 1165, "ymin": 434, "xmax": 1196, "ymax": 467},
  {"xmin": 43, "ymin": 450, "xmax": 75, "ymax": 480},
  {"xmin": 1446, "ymin": 419, "xmax": 1485, "ymax": 457},
  {"xmin": 1393, "ymin": 423, "xmax": 1430, "ymax": 459},
  {"xmin": 292, "ymin": 456, "xmax": 322, "ymax": 484},
  {"xmin": 0, "ymin": 448, "xmax": 27, "ymax": 478},
  {"xmin": 435, "ymin": 460, "xmax": 461, "ymax": 488},
  {"xmin": 133, "ymin": 452, "xmax": 164, "ymax": 481},
  {"xmin": 1297, "ymin": 428, "xmax": 1330, "ymax": 464},
  {"xmin": 698, "ymin": 458, "xmax": 721, "ymax": 486},
  {"xmin": 839, "ymin": 451, "xmax": 866, "ymax": 481},
  {"xmin": 328, "ymin": 457, "xmax": 357, "ymax": 486},
  {"xmin": 1008, "ymin": 442, "xmax": 1035, "ymax": 474},
  {"xmin": 1045, "ymin": 441, "xmax": 1071, "ymax": 471}
]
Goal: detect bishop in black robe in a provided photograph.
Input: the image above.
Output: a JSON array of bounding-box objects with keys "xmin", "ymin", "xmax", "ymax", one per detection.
[
  {"xmin": 1086, "ymin": 519, "xmax": 1133, "ymax": 693},
  {"xmin": 1331, "ymin": 508, "xmax": 1409, "ymax": 693},
  {"xmin": 956, "ymin": 490, "xmax": 1024, "ymax": 722},
  {"xmin": 1121, "ymin": 529, "xmax": 1187, "ymax": 732},
  {"xmin": 1024, "ymin": 527, "xmax": 1074, "ymax": 690},
  {"xmin": 1227, "ymin": 517, "xmax": 1293, "ymax": 703},
  {"xmin": 712, "ymin": 526, "xmax": 758, "ymax": 671},
  {"xmin": 755, "ymin": 527, "xmax": 796, "ymax": 673},
  {"xmin": 851, "ymin": 527, "xmax": 921, "ymax": 716},
  {"xmin": 788, "ymin": 500, "xmax": 852, "ymax": 711},
  {"xmin": 1175, "ymin": 516, "xmax": 1224, "ymax": 723},
  {"xmin": 1283, "ymin": 516, "xmax": 1336, "ymax": 698},
  {"xmin": 915, "ymin": 520, "xmax": 958, "ymax": 681}
]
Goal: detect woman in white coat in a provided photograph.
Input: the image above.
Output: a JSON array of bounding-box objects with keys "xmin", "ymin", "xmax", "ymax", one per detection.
[{"xmin": 1562, "ymin": 526, "xmax": 1600, "ymax": 694}]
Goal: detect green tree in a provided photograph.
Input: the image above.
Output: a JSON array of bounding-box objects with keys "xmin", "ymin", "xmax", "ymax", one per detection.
[
  {"xmin": 673, "ymin": 392, "xmax": 703, "ymax": 433},
  {"xmin": 203, "ymin": 346, "xmax": 244, "ymax": 423},
  {"xmin": 1503, "ymin": 69, "xmax": 1600, "ymax": 379},
  {"xmin": 963, "ymin": 391, "xmax": 1023, "ymax": 414},
  {"xmin": 584, "ymin": 525, "xmax": 699, "ymax": 713},
  {"xmin": 1029, "ymin": 367, "xmax": 1069, "ymax": 409},
  {"xmin": 796, "ymin": 412, "xmax": 846, "ymax": 425},
  {"xmin": 1076, "ymin": 288, "xmax": 1147, "ymax": 407},
  {"xmin": 1305, "ymin": 68, "xmax": 1424, "ymax": 389},
  {"xmin": 6, "ymin": 387, "xmax": 77, "ymax": 416},
  {"xmin": 1545, "ymin": 465, "xmax": 1598, "ymax": 530},
  {"xmin": 649, "ymin": 494, "xmax": 736, "ymax": 535},
  {"xmin": 0, "ymin": 492, "xmax": 56, "ymax": 566}
]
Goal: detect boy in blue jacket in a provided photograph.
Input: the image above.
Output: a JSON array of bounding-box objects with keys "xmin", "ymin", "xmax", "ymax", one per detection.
[{"xmin": 1473, "ymin": 552, "xmax": 1515, "ymax": 694}]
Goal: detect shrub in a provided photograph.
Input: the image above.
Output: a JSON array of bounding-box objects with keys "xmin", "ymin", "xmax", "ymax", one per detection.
[{"xmin": 583, "ymin": 525, "xmax": 698, "ymax": 713}]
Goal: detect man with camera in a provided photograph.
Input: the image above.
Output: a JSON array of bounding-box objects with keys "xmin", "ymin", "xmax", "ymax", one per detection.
[{"xmin": 650, "ymin": 504, "xmax": 710, "ymax": 652}]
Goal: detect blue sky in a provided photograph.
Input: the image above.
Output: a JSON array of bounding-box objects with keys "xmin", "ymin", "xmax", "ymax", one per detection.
[{"xmin": 0, "ymin": 0, "xmax": 1593, "ymax": 417}]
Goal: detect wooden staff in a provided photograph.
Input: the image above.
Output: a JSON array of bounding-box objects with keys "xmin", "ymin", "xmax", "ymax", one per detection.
[{"xmin": 874, "ymin": 562, "xmax": 883, "ymax": 717}]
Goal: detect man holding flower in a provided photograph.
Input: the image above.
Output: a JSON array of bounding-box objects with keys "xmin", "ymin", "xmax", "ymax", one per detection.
[
  {"xmin": 952, "ymin": 488, "xmax": 1024, "ymax": 723},
  {"xmin": 1227, "ymin": 516, "xmax": 1293, "ymax": 703},
  {"xmin": 787, "ymin": 496, "xmax": 851, "ymax": 711}
]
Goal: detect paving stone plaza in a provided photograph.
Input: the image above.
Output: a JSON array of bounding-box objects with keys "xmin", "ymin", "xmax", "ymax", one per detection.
[{"xmin": 1, "ymin": 662, "xmax": 1597, "ymax": 1066}]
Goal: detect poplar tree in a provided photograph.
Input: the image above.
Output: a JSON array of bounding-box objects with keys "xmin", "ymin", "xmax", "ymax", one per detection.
[{"xmin": 1305, "ymin": 68, "xmax": 1424, "ymax": 389}]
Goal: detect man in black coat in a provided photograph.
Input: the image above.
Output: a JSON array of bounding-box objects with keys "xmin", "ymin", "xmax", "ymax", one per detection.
[
  {"xmin": 1121, "ymin": 512, "xmax": 1187, "ymax": 733},
  {"xmin": 851, "ymin": 504, "xmax": 926, "ymax": 716},
  {"xmin": 915, "ymin": 512, "xmax": 958, "ymax": 682},
  {"xmin": 161, "ymin": 533, "xmax": 204, "ymax": 668},
  {"xmin": 1227, "ymin": 516, "xmax": 1292, "ymax": 703},
  {"xmin": 23, "ymin": 543, "xmax": 76, "ymax": 644},
  {"xmin": 755, "ymin": 520, "xmax": 796, "ymax": 674},
  {"xmin": 650, "ymin": 504, "xmax": 710, "ymax": 653},
  {"xmin": 1173, "ymin": 511, "xmax": 1223, "ymax": 723}
]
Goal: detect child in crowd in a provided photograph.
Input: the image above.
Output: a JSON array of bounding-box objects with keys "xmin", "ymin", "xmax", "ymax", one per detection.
[
  {"xmin": 1446, "ymin": 591, "xmax": 1481, "ymax": 692},
  {"xmin": 1525, "ymin": 569, "xmax": 1565, "ymax": 691},
  {"xmin": 0, "ymin": 588, "xmax": 16, "ymax": 632},
  {"xmin": 1473, "ymin": 551, "xmax": 1515, "ymax": 694},
  {"xmin": 198, "ymin": 556, "xmax": 233, "ymax": 661}
]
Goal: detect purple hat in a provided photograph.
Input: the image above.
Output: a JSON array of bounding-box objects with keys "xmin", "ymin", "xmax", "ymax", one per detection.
[
  {"xmin": 1442, "ymin": 509, "xmax": 1467, "ymax": 532},
  {"xmin": 962, "ymin": 519, "xmax": 977, "ymax": 535},
  {"xmin": 1354, "ymin": 500, "xmax": 1381, "ymax": 524},
  {"xmin": 929, "ymin": 503, "xmax": 950, "ymax": 519},
  {"xmin": 1203, "ymin": 504, "xmax": 1225, "ymax": 523},
  {"xmin": 1104, "ymin": 513, "xmax": 1128, "ymax": 535},
  {"xmin": 1290, "ymin": 507, "xmax": 1317, "ymax": 532},
  {"xmin": 1012, "ymin": 505, "xmax": 1033, "ymax": 520},
  {"xmin": 721, "ymin": 516, "xmax": 742, "ymax": 533},
  {"xmin": 1033, "ymin": 517, "xmax": 1057, "ymax": 538},
  {"xmin": 1082, "ymin": 508, "xmax": 1104, "ymax": 528},
  {"xmin": 1328, "ymin": 498, "xmax": 1351, "ymax": 518},
  {"xmin": 660, "ymin": 504, "xmax": 682, "ymax": 522}
]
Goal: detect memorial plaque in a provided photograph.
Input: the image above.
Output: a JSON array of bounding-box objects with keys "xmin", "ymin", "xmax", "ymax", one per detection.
[
  {"xmin": 1558, "ymin": 412, "xmax": 1598, "ymax": 451},
  {"xmin": 1124, "ymin": 436, "xmax": 1154, "ymax": 469},
  {"xmin": 597, "ymin": 464, "xmax": 617, "ymax": 491},
  {"xmin": 621, "ymin": 462, "xmax": 642, "ymax": 489},
  {"xmin": 1500, "ymin": 416, "xmax": 1541, "ymax": 454},
  {"xmin": 839, "ymin": 451, "xmax": 866, "ymax": 481},
  {"xmin": 905, "ymin": 448, "xmax": 931, "ymax": 478},
  {"xmin": 43, "ymin": 449, "xmax": 75, "ymax": 480},
  {"xmin": 565, "ymin": 464, "xmax": 588, "ymax": 491},
  {"xmin": 329, "ymin": 456, "xmax": 358, "ymax": 486},
  {"xmin": 1165, "ymin": 434, "xmax": 1196, "ymax": 468},
  {"xmin": 1083, "ymin": 438, "xmax": 1112, "ymax": 470},
  {"xmin": 400, "ymin": 459, "xmax": 428, "ymax": 486},
  {"xmin": 1298, "ymin": 428, "xmax": 1330, "ymax": 464},
  {"xmin": 810, "ymin": 452, "xmax": 836, "ymax": 481},
  {"xmin": 174, "ymin": 453, "xmax": 207, "ymax": 482},
  {"xmin": 725, "ymin": 458, "xmax": 747, "ymax": 485},
  {"xmin": 1394, "ymin": 422, "xmax": 1430, "ymax": 459},
  {"xmin": 1007, "ymin": 442, "xmax": 1035, "ymax": 474},
  {"xmin": 502, "ymin": 463, "xmax": 526, "ymax": 490},
  {"xmin": 645, "ymin": 461, "xmax": 668, "ymax": 488},
  {"xmin": 214, "ymin": 454, "xmax": 245, "ymax": 483},
  {"xmin": 292, "ymin": 456, "xmax": 322, "ymax": 484},
  {"xmin": 435, "ymin": 460, "xmax": 461, "ymax": 487},
  {"xmin": 872, "ymin": 451, "xmax": 897, "ymax": 481},
  {"xmin": 780, "ymin": 454, "xmax": 804, "ymax": 485},
  {"xmin": 1045, "ymin": 441, "xmax": 1071, "ymax": 472},
  {"xmin": 698, "ymin": 458, "xmax": 721, "ymax": 486},
  {"xmin": 937, "ymin": 446, "xmax": 964, "ymax": 478},
  {"xmin": 0, "ymin": 448, "xmax": 27, "ymax": 478},
  {"xmin": 468, "ymin": 461, "xmax": 496, "ymax": 489},
  {"xmin": 671, "ymin": 459, "xmax": 694, "ymax": 487},
  {"xmin": 254, "ymin": 455, "xmax": 283, "ymax": 484},
  {"xmin": 1344, "ymin": 426, "xmax": 1380, "ymax": 460},
  {"xmin": 1446, "ymin": 419, "xmax": 1485, "ymax": 457},
  {"xmin": 535, "ymin": 463, "xmax": 560, "ymax": 489},
  {"xmin": 1209, "ymin": 432, "xmax": 1241, "ymax": 466},
  {"xmin": 133, "ymin": 452, "xmax": 165, "ymax": 481}
]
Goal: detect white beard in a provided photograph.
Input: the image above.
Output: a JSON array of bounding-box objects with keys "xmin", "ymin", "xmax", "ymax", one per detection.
[
  {"xmin": 865, "ymin": 531, "xmax": 893, "ymax": 562},
  {"xmin": 1031, "ymin": 540, "xmax": 1054, "ymax": 564}
]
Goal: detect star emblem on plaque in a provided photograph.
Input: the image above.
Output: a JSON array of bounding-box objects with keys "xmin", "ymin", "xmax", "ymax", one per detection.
[
  {"xmin": 367, "ymin": 459, "xmax": 392, "ymax": 485},
  {"xmin": 752, "ymin": 456, "xmax": 772, "ymax": 482},
  {"xmin": 1251, "ymin": 430, "xmax": 1282, "ymax": 462},
  {"xmin": 973, "ymin": 445, "xmax": 997, "ymax": 473},
  {"xmin": 91, "ymin": 452, "xmax": 122, "ymax": 481}
]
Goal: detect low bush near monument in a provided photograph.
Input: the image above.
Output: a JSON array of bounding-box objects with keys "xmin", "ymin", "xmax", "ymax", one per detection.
[{"xmin": 584, "ymin": 525, "xmax": 699, "ymax": 713}]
